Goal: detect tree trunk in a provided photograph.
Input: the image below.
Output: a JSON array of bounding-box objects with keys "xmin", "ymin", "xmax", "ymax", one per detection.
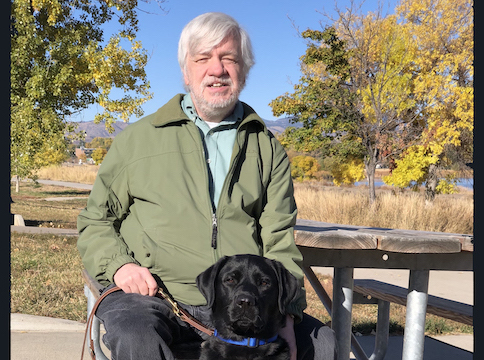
[
  {"xmin": 425, "ymin": 164, "xmax": 438, "ymax": 205},
  {"xmin": 366, "ymin": 162, "xmax": 377, "ymax": 204},
  {"xmin": 15, "ymin": 176, "xmax": 20, "ymax": 193}
]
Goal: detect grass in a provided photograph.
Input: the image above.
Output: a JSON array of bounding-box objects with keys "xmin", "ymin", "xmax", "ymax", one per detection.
[
  {"xmin": 10, "ymin": 166, "xmax": 473, "ymax": 335},
  {"xmin": 10, "ymin": 181, "xmax": 89, "ymax": 229},
  {"xmin": 11, "ymin": 233, "xmax": 86, "ymax": 321},
  {"xmin": 294, "ymin": 182, "xmax": 473, "ymax": 234},
  {"xmin": 34, "ymin": 164, "xmax": 99, "ymax": 184}
]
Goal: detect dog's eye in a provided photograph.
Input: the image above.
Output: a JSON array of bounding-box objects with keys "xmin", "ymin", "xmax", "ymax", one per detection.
[
  {"xmin": 224, "ymin": 276, "xmax": 236, "ymax": 284},
  {"xmin": 260, "ymin": 279, "xmax": 271, "ymax": 287}
]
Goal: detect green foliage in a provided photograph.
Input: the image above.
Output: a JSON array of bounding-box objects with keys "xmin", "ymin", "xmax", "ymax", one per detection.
[
  {"xmin": 270, "ymin": 1, "xmax": 472, "ymax": 202},
  {"xmin": 87, "ymin": 137, "xmax": 114, "ymax": 150},
  {"xmin": 10, "ymin": 0, "xmax": 156, "ymax": 181},
  {"xmin": 290, "ymin": 155, "xmax": 321, "ymax": 182}
]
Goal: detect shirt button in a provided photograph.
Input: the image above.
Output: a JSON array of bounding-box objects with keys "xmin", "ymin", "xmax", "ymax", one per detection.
[{"xmin": 207, "ymin": 159, "xmax": 211, "ymax": 164}]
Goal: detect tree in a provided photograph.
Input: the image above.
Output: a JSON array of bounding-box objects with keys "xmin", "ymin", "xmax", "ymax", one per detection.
[
  {"xmin": 271, "ymin": 6, "xmax": 421, "ymax": 203},
  {"xmin": 87, "ymin": 137, "xmax": 114, "ymax": 150},
  {"xmin": 11, "ymin": 0, "xmax": 161, "ymax": 189},
  {"xmin": 329, "ymin": 156, "xmax": 365, "ymax": 186},
  {"xmin": 91, "ymin": 147, "xmax": 108, "ymax": 165},
  {"xmin": 290, "ymin": 155, "xmax": 321, "ymax": 181},
  {"xmin": 383, "ymin": 0, "xmax": 473, "ymax": 203}
]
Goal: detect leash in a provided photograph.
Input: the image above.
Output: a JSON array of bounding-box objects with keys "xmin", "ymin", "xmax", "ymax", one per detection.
[
  {"xmin": 157, "ymin": 286, "xmax": 215, "ymax": 336},
  {"xmin": 81, "ymin": 286, "xmax": 214, "ymax": 360}
]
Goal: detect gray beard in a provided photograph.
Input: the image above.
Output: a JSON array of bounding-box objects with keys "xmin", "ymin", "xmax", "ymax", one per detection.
[
  {"xmin": 190, "ymin": 91, "xmax": 239, "ymax": 120},
  {"xmin": 187, "ymin": 76, "xmax": 245, "ymax": 121}
]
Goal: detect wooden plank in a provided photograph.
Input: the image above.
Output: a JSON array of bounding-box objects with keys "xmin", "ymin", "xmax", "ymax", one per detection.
[
  {"xmin": 460, "ymin": 237, "xmax": 474, "ymax": 252},
  {"xmin": 295, "ymin": 219, "xmax": 473, "ymax": 254},
  {"xmin": 353, "ymin": 279, "xmax": 473, "ymax": 326},
  {"xmin": 376, "ymin": 235, "xmax": 462, "ymax": 254},
  {"xmin": 81, "ymin": 269, "xmax": 104, "ymax": 300},
  {"xmin": 295, "ymin": 229, "xmax": 377, "ymax": 250}
]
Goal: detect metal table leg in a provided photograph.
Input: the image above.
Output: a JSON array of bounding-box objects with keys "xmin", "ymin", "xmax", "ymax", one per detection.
[
  {"xmin": 333, "ymin": 267, "xmax": 355, "ymax": 360},
  {"xmin": 402, "ymin": 269, "xmax": 430, "ymax": 360},
  {"xmin": 303, "ymin": 266, "xmax": 369, "ymax": 360},
  {"xmin": 369, "ymin": 299, "xmax": 390, "ymax": 360}
]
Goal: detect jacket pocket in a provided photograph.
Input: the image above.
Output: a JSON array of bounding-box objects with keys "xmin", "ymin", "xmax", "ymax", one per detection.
[{"xmin": 139, "ymin": 229, "xmax": 158, "ymax": 268}]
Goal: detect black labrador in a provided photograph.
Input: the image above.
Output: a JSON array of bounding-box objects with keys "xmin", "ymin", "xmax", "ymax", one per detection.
[{"xmin": 196, "ymin": 254, "xmax": 300, "ymax": 360}]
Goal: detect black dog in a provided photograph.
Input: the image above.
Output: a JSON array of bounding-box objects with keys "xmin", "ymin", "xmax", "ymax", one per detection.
[{"xmin": 196, "ymin": 254, "xmax": 300, "ymax": 360}]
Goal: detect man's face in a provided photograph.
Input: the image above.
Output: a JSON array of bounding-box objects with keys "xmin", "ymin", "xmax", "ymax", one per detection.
[{"xmin": 183, "ymin": 35, "xmax": 245, "ymax": 121}]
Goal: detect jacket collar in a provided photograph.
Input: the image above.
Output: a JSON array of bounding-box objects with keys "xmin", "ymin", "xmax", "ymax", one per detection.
[
  {"xmin": 213, "ymin": 329, "xmax": 279, "ymax": 348},
  {"xmin": 150, "ymin": 94, "xmax": 267, "ymax": 132}
]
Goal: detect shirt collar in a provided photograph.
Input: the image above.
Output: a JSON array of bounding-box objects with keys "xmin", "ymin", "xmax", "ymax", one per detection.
[{"xmin": 181, "ymin": 93, "xmax": 243, "ymax": 126}]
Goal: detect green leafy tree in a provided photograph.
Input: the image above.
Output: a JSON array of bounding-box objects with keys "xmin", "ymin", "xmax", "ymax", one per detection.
[
  {"xmin": 11, "ymin": 0, "xmax": 161, "ymax": 189},
  {"xmin": 271, "ymin": 9, "xmax": 420, "ymax": 203},
  {"xmin": 87, "ymin": 137, "xmax": 114, "ymax": 151}
]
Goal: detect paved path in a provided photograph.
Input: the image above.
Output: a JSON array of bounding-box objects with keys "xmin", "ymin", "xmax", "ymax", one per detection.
[{"xmin": 36, "ymin": 179, "xmax": 94, "ymax": 190}]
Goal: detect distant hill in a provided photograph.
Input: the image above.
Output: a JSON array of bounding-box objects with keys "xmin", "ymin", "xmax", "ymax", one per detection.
[
  {"xmin": 72, "ymin": 121, "xmax": 130, "ymax": 142},
  {"xmin": 71, "ymin": 117, "xmax": 300, "ymax": 142},
  {"xmin": 264, "ymin": 117, "xmax": 302, "ymax": 134}
]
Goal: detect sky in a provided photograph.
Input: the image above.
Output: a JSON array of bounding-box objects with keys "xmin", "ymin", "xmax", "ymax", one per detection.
[{"xmin": 71, "ymin": 0, "xmax": 397, "ymax": 124}]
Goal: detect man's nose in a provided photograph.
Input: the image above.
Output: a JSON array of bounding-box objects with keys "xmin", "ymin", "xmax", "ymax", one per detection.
[{"xmin": 207, "ymin": 58, "xmax": 226, "ymax": 77}]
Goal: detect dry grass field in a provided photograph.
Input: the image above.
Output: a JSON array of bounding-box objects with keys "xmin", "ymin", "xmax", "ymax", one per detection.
[
  {"xmin": 294, "ymin": 181, "xmax": 473, "ymax": 234},
  {"xmin": 34, "ymin": 164, "xmax": 99, "ymax": 184},
  {"xmin": 11, "ymin": 165, "xmax": 473, "ymax": 335}
]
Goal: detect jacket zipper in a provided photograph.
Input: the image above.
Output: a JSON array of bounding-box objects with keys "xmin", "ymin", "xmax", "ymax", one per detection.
[
  {"xmin": 211, "ymin": 126, "xmax": 247, "ymax": 250},
  {"xmin": 211, "ymin": 213, "xmax": 218, "ymax": 248},
  {"xmin": 188, "ymin": 121, "xmax": 220, "ymax": 250}
]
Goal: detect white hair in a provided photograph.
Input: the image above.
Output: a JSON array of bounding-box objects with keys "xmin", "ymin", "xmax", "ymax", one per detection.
[{"xmin": 178, "ymin": 12, "xmax": 255, "ymax": 81}]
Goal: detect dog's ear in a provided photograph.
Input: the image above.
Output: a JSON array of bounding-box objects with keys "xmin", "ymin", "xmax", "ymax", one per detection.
[
  {"xmin": 268, "ymin": 259, "xmax": 301, "ymax": 315},
  {"xmin": 196, "ymin": 256, "xmax": 230, "ymax": 308}
]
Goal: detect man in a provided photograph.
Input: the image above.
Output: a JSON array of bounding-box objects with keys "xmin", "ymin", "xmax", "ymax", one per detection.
[{"xmin": 77, "ymin": 12, "xmax": 337, "ymax": 360}]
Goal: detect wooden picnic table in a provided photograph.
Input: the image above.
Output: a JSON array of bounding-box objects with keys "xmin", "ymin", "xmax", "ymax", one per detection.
[{"xmin": 294, "ymin": 219, "xmax": 473, "ymax": 360}]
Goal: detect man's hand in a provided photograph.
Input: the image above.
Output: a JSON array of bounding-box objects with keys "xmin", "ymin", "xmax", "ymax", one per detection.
[
  {"xmin": 278, "ymin": 314, "xmax": 297, "ymax": 360},
  {"xmin": 113, "ymin": 263, "xmax": 158, "ymax": 296}
]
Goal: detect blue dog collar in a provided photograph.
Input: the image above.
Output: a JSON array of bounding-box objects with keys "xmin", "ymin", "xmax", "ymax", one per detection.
[{"xmin": 213, "ymin": 329, "xmax": 279, "ymax": 348}]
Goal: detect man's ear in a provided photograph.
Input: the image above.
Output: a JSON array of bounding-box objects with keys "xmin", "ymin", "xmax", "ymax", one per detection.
[
  {"xmin": 183, "ymin": 70, "xmax": 190, "ymax": 87},
  {"xmin": 196, "ymin": 256, "xmax": 230, "ymax": 308}
]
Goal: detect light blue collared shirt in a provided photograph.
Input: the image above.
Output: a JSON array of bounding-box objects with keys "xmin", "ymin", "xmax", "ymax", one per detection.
[{"xmin": 181, "ymin": 94, "xmax": 243, "ymax": 209}]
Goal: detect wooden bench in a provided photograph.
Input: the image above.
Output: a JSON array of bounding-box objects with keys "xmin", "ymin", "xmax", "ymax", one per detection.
[
  {"xmin": 353, "ymin": 279, "xmax": 473, "ymax": 326},
  {"xmin": 81, "ymin": 270, "xmax": 201, "ymax": 360}
]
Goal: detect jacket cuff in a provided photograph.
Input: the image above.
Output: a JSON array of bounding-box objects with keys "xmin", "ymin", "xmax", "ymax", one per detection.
[{"xmin": 104, "ymin": 255, "xmax": 140, "ymax": 284}]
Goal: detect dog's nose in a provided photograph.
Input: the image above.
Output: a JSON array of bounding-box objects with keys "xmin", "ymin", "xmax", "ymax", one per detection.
[{"xmin": 236, "ymin": 294, "xmax": 256, "ymax": 308}]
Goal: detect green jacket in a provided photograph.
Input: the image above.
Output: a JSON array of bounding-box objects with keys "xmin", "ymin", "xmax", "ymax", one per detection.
[{"xmin": 77, "ymin": 94, "xmax": 307, "ymax": 320}]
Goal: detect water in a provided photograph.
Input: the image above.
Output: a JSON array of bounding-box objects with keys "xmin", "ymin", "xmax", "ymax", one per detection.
[{"xmin": 355, "ymin": 178, "xmax": 474, "ymax": 189}]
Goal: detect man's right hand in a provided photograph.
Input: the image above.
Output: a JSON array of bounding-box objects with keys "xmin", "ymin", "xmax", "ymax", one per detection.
[{"xmin": 113, "ymin": 263, "xmax": 159, "ymax": 296}]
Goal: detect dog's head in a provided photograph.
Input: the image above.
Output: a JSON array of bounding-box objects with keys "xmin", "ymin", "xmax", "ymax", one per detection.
[{"xmin": 196, "ymin": 254, "xmax": 300, "ymax": 340}]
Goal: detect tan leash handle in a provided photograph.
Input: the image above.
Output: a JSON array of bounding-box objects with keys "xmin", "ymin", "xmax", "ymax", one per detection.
[{"xmin": 157, "ymin": 287, "xmax": 215, "ymax": 336}]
